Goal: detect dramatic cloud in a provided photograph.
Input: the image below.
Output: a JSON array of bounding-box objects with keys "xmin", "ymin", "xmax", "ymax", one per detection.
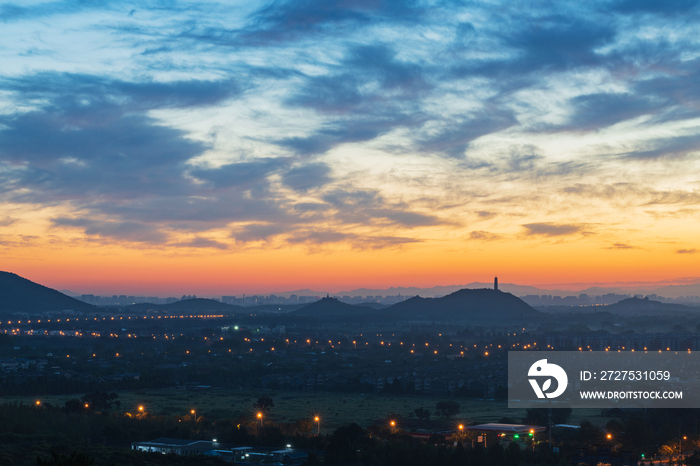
[
  {"xmin": 287, "ymin": 231, "xmax": 421, "ymax": 249},
  {"xmin": 173, "ymin": 237, "xmax": 229, "ymax": 249},
  {"xmin": 1, "ymin": 0, "xmax": 699, "ymax": 270},
  {"xmin": 232, "ymin": 223, "xmax": 291, "ymax": 243},
  {"xmin": 605, "ymin": 243, "xmax": 638, "ymax": 250},
  {"xmin": 522, "ymin": 223, "xmax": 585, "ymax": 237},
  {"xmin": 52, "ymin": 217, "xmax": 168, "ymax": 243},
  {"xmin": 281, "ymin": 163, "xmax": 332, "ymax": 192},
  {"xmin": 469, "ymin": 230, "xmax": 501, "ymax": 241},
  {"xmin": 322, "ymin": 189, "xmax": 441, "ymax": 228},
  {"xmin": 561, "ymin": 93, "xmax": 663, "ymax": 132},
  {"xmin": 241, "ymin": 0, "xmax": 426, "ymax": 44},
  {"xmin": 502, "ymin": 18, "xmax": 616, "ymax": 72},
  {"xmin": 612, "ymin": 0, "xmax": 700, "ymax": 14},
  {"xmin": 416, "ymin": 110, "xmax": 516, "ymax": 158}
]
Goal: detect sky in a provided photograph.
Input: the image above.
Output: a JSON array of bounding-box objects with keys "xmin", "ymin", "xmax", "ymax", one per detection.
[{"xmin": 0, "ymin": 0, "xmax": 699, "ymax": 296}]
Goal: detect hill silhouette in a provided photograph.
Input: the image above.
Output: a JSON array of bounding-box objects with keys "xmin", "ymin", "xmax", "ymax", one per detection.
[
  {"xmin": 290, "ymin": 288, "xmax": 542, "ymax": 322},
  {"xmin": 125, "ymin": 298, "xmax": 244, "ymax": 313},
  {"xmin": 606, "ymin": 297, "xmax": 695, "ymax": 315},
  {"xmin": 384, "ymin": 288, "xmax": 542, "ymax": 322},
  {"xmin": 0, "ymin": 271, "xmax": 96, "ymax": 314},
  {"xmin": 293, "ymin": 297, "xmax": 376, "ymax": 317}
]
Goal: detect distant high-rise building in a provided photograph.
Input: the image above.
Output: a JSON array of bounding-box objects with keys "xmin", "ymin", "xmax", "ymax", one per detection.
[{"xmin": 494, "ymin": 276, "xmax": 498, "ymax": 291}]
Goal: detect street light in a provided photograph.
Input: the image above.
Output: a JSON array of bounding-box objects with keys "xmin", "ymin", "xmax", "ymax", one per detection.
[
  {"xmin": 138, "ymin": 405, "xmax": 144, "ymax": 413},
  {"xmin": 257, "ymin": 411, "xmax": 264, "ymax": 428},
  {"xmin": 390, "ymin": 420, "xmax": 396, "ymax": 434},
  {"xmin": 314, "ymin": 416, "xmax": 320, "ymax": 435},
  {"xmin": 681, "ymin": 436, "xmax": 687, "ymax": 466},
  {"xmin": 191, "ymin": 409, "xmax": 197, "ymax": 422}
]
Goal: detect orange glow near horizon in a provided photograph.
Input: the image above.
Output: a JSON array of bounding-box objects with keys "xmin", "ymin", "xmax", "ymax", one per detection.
[
  {"xmin": 2, "ymin": 0, "xmax": 700, "ymax": 302},
  {"xmin": 3, "ymin": 196, "xmax": 699, "ymax": 296},
  {"xmin": 2, "ymin": 229, "xmax": 698, "ymax": 296}
]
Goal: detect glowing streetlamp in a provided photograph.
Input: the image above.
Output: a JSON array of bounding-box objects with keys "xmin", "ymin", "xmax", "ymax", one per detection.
[
  {"xmin": 138, "ymin": 405, "xmax": 144, "ymax": 413},
  {"xmin": 191, "ymin": 409, "xmax": 197, "ymax": 422},
  {"xmin": 314, "ymin": 416, "xmax": 320, "ymax": 434},
  {"xmin": 681, "ymin": 436, "xmax": 687, "ymax": 465},
  {"xmin": 390, "ymin": 419, "xmax": 396, "ymax": 434},
  {"xmin": 35, "ymin": 400, "xmax": 41, "ymax": 406},
  {"xmin": 257, "ymin": 411, "xmax": 264, "ymax": 428}
]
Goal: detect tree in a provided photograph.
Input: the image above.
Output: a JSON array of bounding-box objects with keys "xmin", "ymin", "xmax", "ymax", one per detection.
[
  {"xmin": 325, "ymin": 423, "xmax": 370, "ymax": 465},
  {"xmin": 254, "ymin": 396, "xmax": 274, "ymax": 412},
  {"xmin": 428, "ymin": 433, "xmax": 446, "ymax": 446},
  {"xmin": 605, "ymin": 418, "xmax": 624, "ymax": 433},
  {"xmin": 450, "ymin": 443, "xmax": 467, "ymax": 466},
  {"xmin": 505, "ymin": 442, "xmax": 522, "ymax": 466},
  {"xmin": 63, "ymin": 399, "xmax": 83, "ymax": 413},
  {"xmin": 524, "ymin": 408, "xmax": 571, "ymax": 425},
  {"xmin": 578, "ymin": 420, "xmax": 600, "ymax": 443},
  {"xmin": 302, "ymin": 452, "xmax": 322, "ymax": 466},
  {"xmin": 414, "ymin": 407, "xmax": 431, "ymax": 422},
  {"xmin": 37, "ymin": 451, "xmax": 94, "ymax": 466},
  {"xmin": 659, "ymin": 443, "xmax": 678, "ymax": 457},
  {"xmin": 294, "ymin": 419, "xmax": 313, "ymax": 434},
  {"xmin": 81, "ymin": 392, "xmax": 119, "ymax": 412},
  {"xmin": 622, "ymin": 416, "xmax": 654, "ymax": 449},
  {"xmin": 436, "ymin": 400, "xmax": 460, "ymax": 419}
]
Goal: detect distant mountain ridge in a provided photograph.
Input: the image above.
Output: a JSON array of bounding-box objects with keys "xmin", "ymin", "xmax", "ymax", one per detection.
[
  {"xmin": 605, "ymin": 297, "xmax": 695, "ymax": 314},
  {"xmin": 383, "ymin": 288, "xmax": 542, "ymax": 322},
  {"xmin": 0, "ymin": 271, "xmax": 96, "ymax": 314},
  {"xmin": 290, "ymin": 287, "xmax": 542, "ymax": 322},
  {"xmin": 292, "ymin": 297, "xmax": 375, "ymax": 317},
  {"xmin": 124, "ymin": 298, "xmax": 244, "ymax": 313},
  {"xmin": 262, "ymin": 281, "xmax": 700, "ymax": 300}
]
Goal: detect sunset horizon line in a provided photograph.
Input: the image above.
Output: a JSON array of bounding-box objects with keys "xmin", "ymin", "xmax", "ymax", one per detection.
[{"xmin": 6, "ymin": 270, "xmax": 699, "ymax": 299}]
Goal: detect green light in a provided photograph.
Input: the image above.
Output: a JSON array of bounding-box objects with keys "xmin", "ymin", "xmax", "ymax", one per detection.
[
  {"xmin": 641, "ymin": 454, "xmax": 645, "ymax": 458},
  {"xmin": 529, "ymin": 433, "xmax": 533, "ymax": 437},
  {"xmin": 514, "ymin": 434, "xmax": 519, "ymax": 439}
]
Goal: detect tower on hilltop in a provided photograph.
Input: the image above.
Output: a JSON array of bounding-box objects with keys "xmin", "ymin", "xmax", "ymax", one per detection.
[{"xmin": 494, "ymin": 276, "xmax": 498, "ymax": 291}]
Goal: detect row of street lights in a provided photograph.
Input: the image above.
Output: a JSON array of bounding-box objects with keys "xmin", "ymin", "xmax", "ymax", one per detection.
[{"xmin": 254, "ymin": 411, "xmax": 321, "ymax": 434}]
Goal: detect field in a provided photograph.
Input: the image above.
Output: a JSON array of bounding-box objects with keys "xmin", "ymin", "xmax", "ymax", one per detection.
[{"xmin": 4, "ymin": 388, "xmax": 610, "ymax": 434}]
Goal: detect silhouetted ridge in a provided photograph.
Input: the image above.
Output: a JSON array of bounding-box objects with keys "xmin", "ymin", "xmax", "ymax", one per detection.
[
  {"xmin": 125, "ymin": 298, "xmax": 244, "ymax": 312},
  {"xmin": 385, "ymin": 287, "xmax": 542, "ymax": 321},
  {"xmin": 293, "ymin": 297, "xmax": 376, "ymax": 317},
  {"xmin": 0, "ymin": 271, "xmax": 95, "ymax": 314},
  {"xmin": 606, "ymin": 297, "xmax": 693, "ymax": 314}
]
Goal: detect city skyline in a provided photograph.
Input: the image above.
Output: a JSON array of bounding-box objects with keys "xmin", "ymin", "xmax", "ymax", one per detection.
[
  {"xmin": 56, "ymin": 276, "xmax": 700, "ymax": 301},
  {"xmin": 1, "ymin": 1, "xmax": 699, "ymax": 294}
]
